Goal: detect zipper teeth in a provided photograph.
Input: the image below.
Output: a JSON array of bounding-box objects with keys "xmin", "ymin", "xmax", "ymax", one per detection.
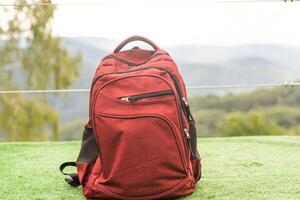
[
  {"xmin": 120, "ymin": 90, "xmax": 173, "ymax": 102},
  {"xmin": 101, "ymin": 53, "xmax": 164, "ymax": 66}
]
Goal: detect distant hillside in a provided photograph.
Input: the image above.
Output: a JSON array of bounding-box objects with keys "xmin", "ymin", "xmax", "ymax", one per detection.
[
  {"xmin": 189, "ymin": 87, "xmax": 300, "ymax": 137},
  {"xmin": 169, "ymin": 44, "xmax": 300, "ymax": 95}
]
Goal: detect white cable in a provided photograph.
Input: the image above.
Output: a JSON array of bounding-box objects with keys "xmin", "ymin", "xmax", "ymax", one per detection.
[
  {"xmin": 187, "ymin": 82, "xmax": 300, "ymax": 89},
  {"xmin": 0, "ymin": 82, "xmax": 299, "ymax": 94},
  {"xmin": 0, "ymin": 0, "xmax": 292, "ymax": 7},
  {"xmin": 0, "ymin": 89, "xmax": 90, "ymax": 94}
]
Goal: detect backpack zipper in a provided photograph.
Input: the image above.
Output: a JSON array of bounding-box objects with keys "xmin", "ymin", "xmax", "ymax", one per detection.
[
  {"xmin": 101, "ymin": 52, "xmax": 165, "ymax": 66},
  {"xmin": 119, "ymin": 90, "xmax": 173, "ymax": 102}
]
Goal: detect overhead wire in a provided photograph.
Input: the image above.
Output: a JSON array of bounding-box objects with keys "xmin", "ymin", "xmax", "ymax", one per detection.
[
  {"xmin": 0, "ymin": 81, "xmax": 299, "ymax": 94},
  {"xmin": 0, "ymin": 0, "xmax": 297, "ymax": 7}
]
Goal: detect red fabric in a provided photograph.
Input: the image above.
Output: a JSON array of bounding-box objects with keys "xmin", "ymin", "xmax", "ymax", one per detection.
[{"xmin": 78, "ymin": 37, "xmax": 201, "ymax": 199}]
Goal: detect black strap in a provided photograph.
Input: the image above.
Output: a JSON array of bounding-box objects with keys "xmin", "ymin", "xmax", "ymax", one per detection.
[{"xmin": 59, "ymin": 162, "xmax": 81, "ymax": 187}]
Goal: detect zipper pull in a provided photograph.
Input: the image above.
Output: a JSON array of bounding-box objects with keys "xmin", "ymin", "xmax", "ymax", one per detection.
[
  {"xmin": 184, "ymin": 128, "xmax": 191, "ymax": 139},
  {"xmin": 182, "ymin": 97, "xmax": 195, "ymax": 122},
  {"xmin": 182, "ymin": 97, "xmax": 189, "ymax": 107},
  {"xmin": 121, "ymin": 97, "xmax": 130, "ymax": 102},
  {"xmin": 120, "ymin": 96, "xmax": 137, "ymax": 102}
]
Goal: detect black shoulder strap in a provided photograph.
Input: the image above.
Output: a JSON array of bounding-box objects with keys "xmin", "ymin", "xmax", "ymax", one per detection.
[{"xmin": 59, "ymin": 162, "xmax": 81, "ymax": 187}]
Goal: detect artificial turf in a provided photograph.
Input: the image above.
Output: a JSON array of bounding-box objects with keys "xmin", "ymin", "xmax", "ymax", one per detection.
[{"xmin": 0, "ymin": 136, "xmax": 299, "ymax": 200}]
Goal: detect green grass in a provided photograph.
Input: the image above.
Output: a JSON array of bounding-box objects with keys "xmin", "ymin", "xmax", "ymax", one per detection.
[{"xmin": 0, "ymin": 136, "xmax": 299, "ymax": 200}]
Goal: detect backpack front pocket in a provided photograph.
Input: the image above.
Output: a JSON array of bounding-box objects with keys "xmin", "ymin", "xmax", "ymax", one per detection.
[{"xmin": 93, "ymin": 113, "xmax": 188, "ymax": 198}]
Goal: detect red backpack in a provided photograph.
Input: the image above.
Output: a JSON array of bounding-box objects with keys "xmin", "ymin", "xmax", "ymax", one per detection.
[{"xmin": 60, "ymin": 36, "xmax": 202, "ymax": 199}]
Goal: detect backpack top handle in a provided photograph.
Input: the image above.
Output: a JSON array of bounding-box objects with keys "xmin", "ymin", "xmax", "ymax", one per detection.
[{"xmin": 113, "ymin": 35, "xmax": 159, "ymax": 53}]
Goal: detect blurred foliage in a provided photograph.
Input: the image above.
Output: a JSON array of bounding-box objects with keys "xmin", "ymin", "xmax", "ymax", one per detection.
[
  {"xmin": 193, "ymin": 109, "xmax": 226, "ymax": 137},
  {"xmin": 0, "ymin": 0, "xmax": 81, "ymax": 141},
  {"xmin": 190, "ymin": 87, "xmax": 300, "ymax": 137},
  {"xmin": 189, "ymin": 87, "xmax": 300, "ymax": 112},
  {"xmin": 0, "ymin": 95, "xmax": 58, "ymax": 140},
  {"xmin": 218, "ymin": 111, "xmax": 283, "ymax": 136},
  {"xmin": 60, "ymin": 119, "xmax": 86, "ymax": 141}
]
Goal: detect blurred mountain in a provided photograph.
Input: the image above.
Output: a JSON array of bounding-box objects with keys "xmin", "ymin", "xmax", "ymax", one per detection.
[
  {"xmin": 47, "ymin": 38, "xmax": 300, "ymax": 128},
  {"xmin": 50, "ymin": 37, "xmax": 112, "ymax": 124},
  {"xmin": 169, "ymin": 44, "xmax": 300, "ymax": 86}
]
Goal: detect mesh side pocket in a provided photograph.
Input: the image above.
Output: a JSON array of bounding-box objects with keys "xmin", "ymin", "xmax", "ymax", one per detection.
[
  {"xmin": 189, "ymin": 121, "xmax": 200, "ymax": 160},
  {"xmin": 76, "ymin": 126, "xmax": 98, "ymax": 185},
  {"xmin": 76, "ymin": 126, "xmax": 98, "ymax": 164},
  {"xmin": 189, "ymin": 121, "xmax": 202, "ymax": 181}
]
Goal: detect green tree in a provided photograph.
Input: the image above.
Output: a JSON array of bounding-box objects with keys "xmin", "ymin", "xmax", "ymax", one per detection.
[
  {"xmin": 0, "ymin": 0, "xmax": 81, "ymax": 141},
  {"xmin": 218, "ymin": 111, "xmax": 283, "ymax": 137}
]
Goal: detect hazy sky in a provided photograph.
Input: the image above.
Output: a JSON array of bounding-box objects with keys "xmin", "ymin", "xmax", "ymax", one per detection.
[
  {"xmin": 2, "ymin": 0, "xmax": 300, "ymax": 46},
  {"xmin": 50, "ymin": 0, "xmax": 300, "ymax": 46}
]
